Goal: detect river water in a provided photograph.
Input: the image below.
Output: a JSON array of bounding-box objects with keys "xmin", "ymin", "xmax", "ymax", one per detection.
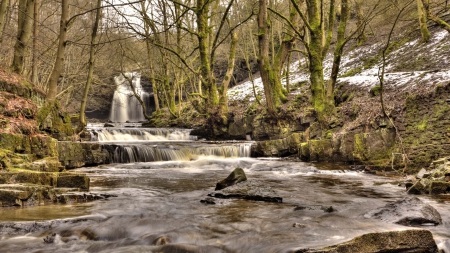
[{"xmin": 1, "ymin": 125, "xmax": 450, "ymax": 253}]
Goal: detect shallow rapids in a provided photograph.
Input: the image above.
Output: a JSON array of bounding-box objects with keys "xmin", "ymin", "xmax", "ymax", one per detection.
[{"xmin": 2, "ymin": 157, "xmax": 450, "ymax": 252}]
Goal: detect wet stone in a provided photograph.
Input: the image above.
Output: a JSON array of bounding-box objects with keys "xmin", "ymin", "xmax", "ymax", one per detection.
[
  {"xmin": 209, "ymin": 180, "xmax": 282, "ymax": 203},
  {"xmin": 364, "ymin": 196, "xmax": 442, "ymax": 226},
  {"xmin": 294, "ymin": 205, "xmax": 337, "ymax": 213},
  {"xmin": 215, "ymin": 167, "xmax": 247, "ymax": 190},
  {"xmin": 200, "ymin": 197, "xmax": 216, "ymax": 205},
  {"xmin": 297, "ymin": 229, "xmax": 438, "ymax": 253}
]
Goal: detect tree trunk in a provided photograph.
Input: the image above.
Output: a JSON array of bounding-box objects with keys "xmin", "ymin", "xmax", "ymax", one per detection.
[
  {"xmin": 78, "ymin": 0, "xmax": 102, "ymax": 132},
  {"xmin": 11, "ymin": 0, "xmax": 34, "ymax": 74},
  {"xmin": 0, "ymin": 0, "xmax": 10, "ymax": 39},
  {"xmin": 31, "ymin": 0, "xmax": 39, "ymax": 84},
  {"xmin": 326, "ymin": 0, "xmax": 349, "ymax": 109},
  {"xmin": 422, "ymin": 0, "xmax": 450, "ymax": 33},
  {"xmin": 258, "ymin": 0, "xmax": 289, "ymax": 117},
  {"xmin": 417, "ymin": 0, "xmax": 431, "ymax": 42},
  {"xmin": 219, "ymin": 31, "xmax": 238, "ymax": 118},
  {"xmin": 140, "ymin": 0, "xmax": 160, "ymax": 112},
  {"xmin": 46, "ymin": 0, "xmax": 68, "ymax": 103},
  {"xmin": 307, "ymin": 0, "xmax": 326, "ymax": 122},
  {"xmin": 297, "ymin": 0, "xmax": 335, "ymax": 123},
  {"xmin": 355, "ymin": 0, "xmax": 366, "ymax": 45},
  {"xmin": 196, "ymin": 0, "xmax": 218, "ymax": 111}
]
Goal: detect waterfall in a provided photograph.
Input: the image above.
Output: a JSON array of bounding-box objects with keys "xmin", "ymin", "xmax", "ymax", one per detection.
[
  {"xmin": 88, "ymin": 127, "xmax": 197, "ymax": 141},
  {"xmin": 109, "ymin": 72, "xmax": 151, "ymax": 123},
  {"xmin": 108, "ymin": 143, "xmax": 253, "ymax": 163}
]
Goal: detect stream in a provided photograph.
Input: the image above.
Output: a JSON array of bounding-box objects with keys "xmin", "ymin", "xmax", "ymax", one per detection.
[{"xmin": 1, "ymin": 124, "xmax": 450, "ymax": 253}]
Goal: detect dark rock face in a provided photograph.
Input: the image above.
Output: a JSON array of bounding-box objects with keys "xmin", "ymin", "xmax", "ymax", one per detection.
[
  {"xmin": 295, "ymin": 229, "xmax": 438, "ymax": 253},
  {"xmin": 58, "ymin": 142, "xmax": 110, "ymax": 169},
  {"xmin": 364, "ymin": 196, "xmax": 442, "ymax": 226},
  {"xmin": 215, "ymin": 167, "xmax": 247, "ymax": 190},
  {"xmin": 209, "ymin": 180, "xmax": 282, "ymax": 203}
]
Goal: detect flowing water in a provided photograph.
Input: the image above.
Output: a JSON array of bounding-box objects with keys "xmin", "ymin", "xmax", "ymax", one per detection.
[
  {"xmin": 109, "ymin": 73, "xmax": 153, "ymax": 123},
  {"xmin": 1, "ymin": 125, "xmax": 450, "ymax": 253}
]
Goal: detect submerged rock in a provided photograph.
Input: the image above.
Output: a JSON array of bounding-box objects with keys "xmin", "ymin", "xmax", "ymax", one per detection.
[
  {"xmin": 294, "ymin": 205, "xmax": 337, "ymax": 213},
  {"xmin": 209, "ymin": 180, "xmax": 282, "ymax": 202},
  {"xmin": 157, "ymin": 244, "xmax": 227, "ymax": 253},
  {"xmin": 295, "ymin": 229, "xmax": 438, "ymax": 253},
  {"xmin": 364, "ymin": 196, "xmax": 442, "ymax": 226},
  {"xmin": 215, "ymin": 167, "xmax": 247, "ymax": 190}
]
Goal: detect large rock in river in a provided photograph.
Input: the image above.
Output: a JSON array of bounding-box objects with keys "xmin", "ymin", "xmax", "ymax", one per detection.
[
  {"xmin": 215, "ymin": 167, "xmax": 247, "ymax": 190},
  {"xmin": 296, "ymin": 229, "xmax": 438, "ymax": 253},
  {"xmin": 209, "ymin": 180, "xmax": 282, "ymax": 203},
  {"xmin": 364, "ymin": 196, "xmax": 442, "ymax": 226}
]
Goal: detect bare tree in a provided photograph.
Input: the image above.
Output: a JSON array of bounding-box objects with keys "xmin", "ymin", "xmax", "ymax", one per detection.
[
  {"xmin": 78, "ymin": 0, "xmax": 102, "ymax": 131},
  {"xmin": 12, "ymin": 0, "xmax": 35, "ymax": 74},
  {"xmin": 0, "ymin": 0, "xmax": 11, "ymax": 39}
]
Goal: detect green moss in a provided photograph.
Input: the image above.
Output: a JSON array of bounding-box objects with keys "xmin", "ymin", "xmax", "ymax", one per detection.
[
  {"xmin": 341, "ymin": 66, "xmax": 363, "ymax": 77},
  {"xmin": 19, "ymin": 80, "xmax": 32, "ymax": 89},
  {"xmin": 416, "ymin": 120, "xmax": 427, "ymax": 131},
  {"xmin": 369, "ymin": 85, "xmax": 382, "ymax": 97},
  {"xmin": 353, "ymin": 133, "xmax": 368, "ymax": 161}
]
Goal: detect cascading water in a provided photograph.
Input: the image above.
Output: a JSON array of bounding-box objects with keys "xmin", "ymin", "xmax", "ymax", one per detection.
[
  {"xmin": 86, "ymin": 124, "xmax": 253, "ymax": 163},
  {"xmin": 109, "ymin": 72, "xmax": 152, "ymax": 123},
  {"xmin": 89, "ymin": 127, "xmax": 197, "ymax": 142}
]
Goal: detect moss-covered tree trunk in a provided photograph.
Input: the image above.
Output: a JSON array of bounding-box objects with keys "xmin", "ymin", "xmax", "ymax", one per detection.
[
  {"xmin": 421, "ymin": 0, "xmax": 450, "ymax": 33},
  {"xmin": 417, "ymin": 0, "xmax": 431, "ymax": 42},
  {"xmin": 78, "ymin": 0, "xmax": 101, "ymax": 132},
  {"xmin": 258, "ymin": 0, "xmax": 289, "ymax": 117},
  {"xmin": 196, "ymin": 0, "xmax": 218, "ymax": 111},
  {"xmin": 46, "ymin": 0, "xmax": 68, "ymax": 103},
  {"xmin": 11, "ymin": 0, "xmax": 34, "ymax": 74},
  {"xmin": 306, "ymin": 0, "xmax": 335, "ymax": 123}
]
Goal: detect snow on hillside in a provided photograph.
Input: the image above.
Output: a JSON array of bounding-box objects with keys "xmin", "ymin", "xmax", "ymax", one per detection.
[{"xmin": 228, "ymin": 30, "xmax": 450, "ymax": 102}]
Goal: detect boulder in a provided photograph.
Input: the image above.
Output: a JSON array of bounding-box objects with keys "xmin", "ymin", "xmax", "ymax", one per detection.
[
  {"xmin": 215, "ymin": 167, "xmax": 247, "ymax": 190},
  {"xmin": 295, "ymin": 229, "xmax": 438, "ymax": 253},
  {"xmin": 364, "ymin": 196, "xmax": 442, "ymax": 226},
  {"xmin": 209, "ymin": 180, "xmax": 282, "ymax": 202}
]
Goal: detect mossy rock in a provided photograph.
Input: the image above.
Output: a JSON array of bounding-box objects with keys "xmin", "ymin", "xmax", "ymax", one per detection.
[
  {"xmin": 31, "ymin": 136, "xmax": 58, "ymax": 158},
  {"xmin": 0, "ymin": 133, "xmax": 27, "ymax": 153},
  {"xmin": 309, "ymin": 139, "xmax": 333, "ymax": 162},
  {"xmin": 37, "ymin": 103, "xmax": 74, "ymax": 139},
  {"xmin": 299, "ymin": 142, "xmax": 310, "ymax": 161},
  {"xmin": 1, "ymin": 171, "xmax": 58, "ymax": 186},
  {"xmin": 215, "ymin": 168, "xmax": 247, "ymax": 191},
  {"xmin": 0, "ymin": 189, "xmax": 30, "ymax": 206},
  {"xmin": 57, "ymin": 173, "xmax": 90, "ymax": 191},
  {"xmin": 429, "ymin": 181, "xmax": 450, "ymax": 194},
  {"xmin": 30, "ymin": 157, "xmax": 62, "ymax": 172}
]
